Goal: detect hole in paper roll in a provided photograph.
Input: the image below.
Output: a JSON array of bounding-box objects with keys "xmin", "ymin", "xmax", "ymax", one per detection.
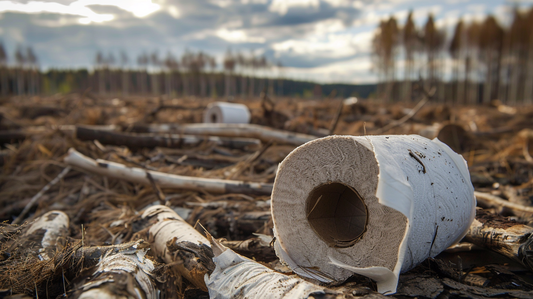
[
  {"xmin": 306, "ymin": 182, "xmax": 368, "ymax": 248},
  {"xmin": 211, "ymin": 113, "xmax": 217, "ymax": 123}
]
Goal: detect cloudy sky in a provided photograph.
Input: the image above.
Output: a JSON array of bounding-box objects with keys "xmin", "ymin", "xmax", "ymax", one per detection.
[{"xmin": 0, "ymin": 0, "xmax": 530, "ymax": 83}]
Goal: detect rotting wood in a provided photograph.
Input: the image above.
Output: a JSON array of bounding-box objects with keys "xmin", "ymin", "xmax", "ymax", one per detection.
[
  {"xmin": 64, "ymin": 148, "xmax": 273, "ymax": 195},
  {"xmin": 75, "ymin": 126, "xmax": 260, "ymax": 150},
  {"xmin": 464, "ymin": 209, "xmax": 533, "ymax": 270},
  {"xmin": 127, "ymin": 123, "xmax": 317, "ymax": 146}
]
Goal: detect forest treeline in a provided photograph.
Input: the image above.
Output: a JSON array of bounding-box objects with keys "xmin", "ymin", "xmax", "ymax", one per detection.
[
  {"xmin": 372, "ymin": 6, "xmax": 533, "ymax": 104},
  {"xmin": 0, "ymin": 44, "xmax": 375, "ymax": 99}
]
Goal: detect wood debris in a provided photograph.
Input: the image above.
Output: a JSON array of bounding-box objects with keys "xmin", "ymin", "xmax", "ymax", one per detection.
[{"xmin": 1, "ymin": 95, "xmax": 533, "ymax": 298}]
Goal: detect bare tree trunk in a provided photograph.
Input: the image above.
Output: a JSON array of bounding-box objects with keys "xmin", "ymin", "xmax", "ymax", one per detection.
[
  {"xmin": 183, "ymin": 73, "xmax": 189, "ymax": 97},
  {"xmin": 0, "ymin": 67, "xmax": 7, "ymax": 96},
  {"xmin": 523, "ymin": 32, "xmax": 533, "ymax": 105},
  {"xmin": 17, "ymin": 68, "xmax": 25, "ymax": 95},
  {"xmin": 483, "ymin": 51, "xmax": 493, "ymax": 104},
  {"xmin": 122, "ymin": 70, "xmax": 129, "ymax": 96},
  {"xmin": 225, "ymin": 73, "xmax": 230, "ymax": 98},
  {"xmin": 508, "ymin": 48, "xmax": 519, "ymax": 105},
  {"xmin": 98, "ymin": 68, "xmax": 105, "ymax": 95},
  {"xmin": 166, "ymin": 71, "xmax": 172, "ymax": 97},
  {"xmin": 241, "ymin": 75, "xmax": 247, "ymax": 98},
  {"xmin": 209, "ymin": 73, "xmax": 217, "ymax": 98}
]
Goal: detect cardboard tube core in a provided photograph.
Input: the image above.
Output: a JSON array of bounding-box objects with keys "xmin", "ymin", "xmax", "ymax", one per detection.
[{"xmin": 306, "ymin": 182, "xmax": 368, "ymax": 248}]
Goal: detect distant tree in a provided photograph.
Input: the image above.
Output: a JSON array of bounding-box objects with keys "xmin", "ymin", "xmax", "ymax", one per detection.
[
  {"xmin": 465, "ymin": 21, "xmax": 481, "ymax": 104},
  {"xmin": 164, "ymin": 51, "xmax": 179, "ymax": 97},
  {"xmin": 107, "ymin": 52, "xmax": 117, "ymax": 94},
  {"xmin": 422, "ymin": 14, "xmax": 445, "ymax": 87},
  {"xmin": 402, "ymin": 11, "xmax": 418, "ymax": 102},
  {"xmin": 95, "ymin": 51, "xmax": 105, "ymax": 94},
  {"xmin": 181, "ymin": 49, "xmax": 193, "ymax": 96},
  {"xmin": 248, "ymin": 50, "xmax": 257, "ymax": 97},
  {"xmin": 0, "ymin": 42, "xmax": 8, "ymax": 96},
  {"xmin": 26, "ymin": 47, "xmax": 38, "ymax": 95},
  {"xmin": 223, "ymin": 49, "xmax": 236, "ymax": 97},
  {"xmin": 523, "ymin": 8, "xmax": 533, "ymax": 104},
  {"xmin": 150, "ymin": 51, "xmax": 161, "ymax": 95},
  {"xmin": 137, "ymin": 52, "xmax": 149, "ymax": 94},
  {"xmin": 15, "ymin": 46, "xmax": 26, "ymax": 95},
  {"xmin": 449, "ymin": 19, "xmax": 465, "ymax": 103},
  {"xmin": 372, "ymin": 17, "xmax": 399, "ymax": 101},
  {"xmin": 208, "ymin": 55, "xmax": 217, "ymax": 97},
  {"xmin": 197, "ymin": 51, "xmax": 207, "ymax": 97},
  {"xmin": 120, "ymin": 51, "xmax": 129, "ymax": 96},
  {"xmin": 236, "ymin": 51, "xmax": 247, "ymax": 97},
  {"xmin": 479, "ymin": 15, "xmax": 504, "ymax": 104}
]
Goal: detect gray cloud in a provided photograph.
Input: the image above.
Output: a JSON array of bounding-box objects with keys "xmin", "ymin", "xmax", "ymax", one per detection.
[{"xmin": 0, "ymin": 0, "xmax": 365, "ymax": 72}]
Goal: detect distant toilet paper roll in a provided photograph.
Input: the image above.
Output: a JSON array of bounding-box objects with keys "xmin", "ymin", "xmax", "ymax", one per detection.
[
  {"xmin": 203, "ymin": 102, "xmax": 251, "ymax": 124},
  {"xmin": 271, "ymin": 135, "xmax": 475, "ymax": 295}
]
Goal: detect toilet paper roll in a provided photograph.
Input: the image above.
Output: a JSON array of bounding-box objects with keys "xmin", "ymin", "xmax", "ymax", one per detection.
[
  {"xmin": 203, "ymin": 102, "xmax": 251, "ymax": 124},
  {"xmin": 271, "ymin": 135, "xmax": 475, "ymax": 295}
]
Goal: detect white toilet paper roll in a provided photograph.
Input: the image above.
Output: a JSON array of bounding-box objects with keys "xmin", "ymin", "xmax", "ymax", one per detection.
[
  {"xmin": 203, "ymin": 102, "xmax": 251, "ymax": 124},
  {"xmin": 271, "ymin": 135, "xmax": 475, "ymax": 295}
]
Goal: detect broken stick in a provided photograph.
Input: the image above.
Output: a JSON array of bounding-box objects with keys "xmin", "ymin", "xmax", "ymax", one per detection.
[{"xmin": 64, "ymin": 148, "xmax": 273, "ymax": 195}]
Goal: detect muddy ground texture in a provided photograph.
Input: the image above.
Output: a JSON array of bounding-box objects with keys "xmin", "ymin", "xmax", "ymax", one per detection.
[{"xmin": 1, "ymin": 93, "xmax": 533, "ymax": 298}]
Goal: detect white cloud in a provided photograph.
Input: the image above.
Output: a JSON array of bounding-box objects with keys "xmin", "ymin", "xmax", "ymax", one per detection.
[
  {"xmin": 216, "ymin": 28, "xmax": 266, "ymax": 43},
  {"xmin": 269, "ymin": 0, "xmax": 320, "ymax": 15},
  {"xmin": 0, "ymin": 1, "xmax": 114, "ymax": 23},
  {"xmin": 272, "ymin": 29, "xmax": 372, "ymax": 58},
  {"xmin": 283, "ymin": 55, "xmax": 377, "ymax": 84},
  {"xmin": 74, "ymin": 0, "xmax": 161, "ymax": 18},
  {"xmin": 0, "ymin": 0, "xmax": 160, "ymax": 25}
]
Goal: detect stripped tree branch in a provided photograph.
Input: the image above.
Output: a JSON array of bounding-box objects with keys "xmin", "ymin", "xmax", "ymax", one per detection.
[{"xmin": 64, "ymin": 148, "xmax": 273, "ymax": 195}]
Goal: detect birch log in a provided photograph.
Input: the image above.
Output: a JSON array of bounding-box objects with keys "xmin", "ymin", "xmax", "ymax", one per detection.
[
  {"xmin": 25, "ymin": 210, "xmax": 69, "ymax": 261},
  {"xmin": 138, "ymin": 205, "xmax": 215, "ymax": 291},
  {"xmin": 271, "ymin": 135, "xmax": 476, "ymax": 294},
  {"xmin": 64, "ymin": 148, "xmax": 273, "ymax": 195},
  {"xmin": 130, "ymin": 123, "xmax": 317, "ymax": 146},
  {"xmin": 206, "ymin": 240, "xmax": 330, "ymax": 299},
  {"xmin": 72, "ymin": 240, "xmax": 158, "ymax": 299}
]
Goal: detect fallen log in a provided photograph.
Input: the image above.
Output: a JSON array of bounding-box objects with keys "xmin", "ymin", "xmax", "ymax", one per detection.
[
  {"xmin": 463, "ymin": 209, "xmax": 533, "ymax": 270},
  {"xmin": 71, "ymin": 240, "xmax": 158, "ymax": 299},
  {"xmin": 64, "ymin": 148, "xmax": 273, "ymax": 195},
  {"xmin": 75, "ymin": 126, "xmax": 260, "ymax": 150},
  {"xmin": 136, "ymin": 205, "xmax": 360, "ymax": 298},
  {"xmin": 206, "ymin": 239, "xmax": 330, "ymax": 299},
  {"xmin": 0, "ymin": 125, "xmax": 116, "ymax": 144},
  {"xmin": 128, "ymin": 123, "xmax": 317, "ymax": 146},
  {"xmin": 24, "ymin": 210, "xmax": 70, "ymax": 261},
  {"xmin": 136, "ymin": 205, "xmax": 214, "ymax": 291}
]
